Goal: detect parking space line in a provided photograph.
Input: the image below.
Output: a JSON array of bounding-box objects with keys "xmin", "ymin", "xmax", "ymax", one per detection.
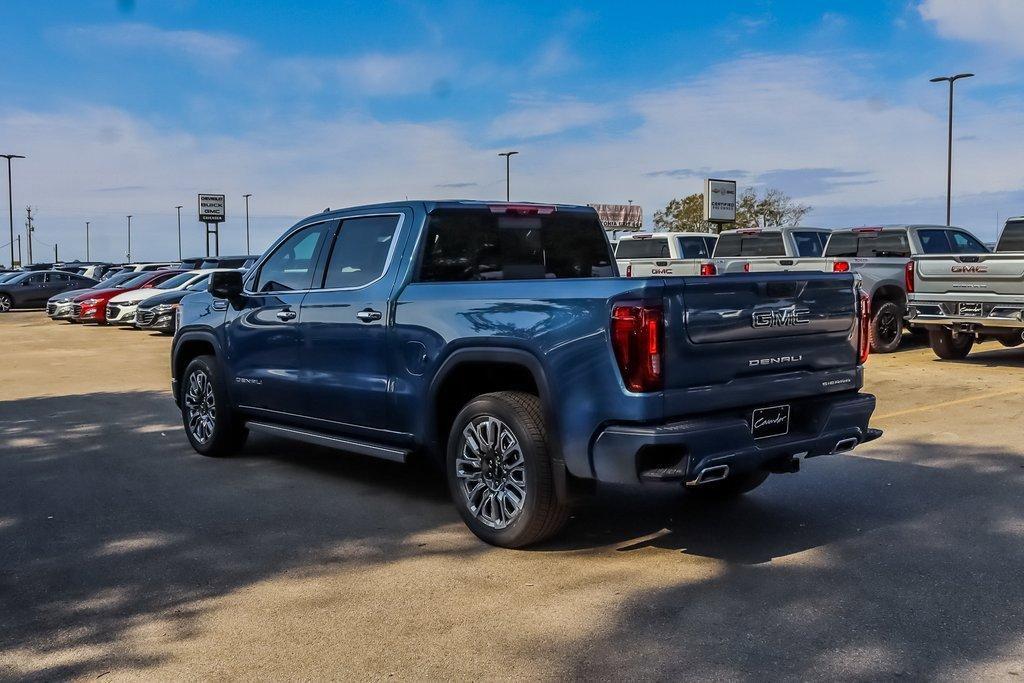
[{"xmin": 873, "ymin": 387, "xmax": 1024, "ymax": 421}]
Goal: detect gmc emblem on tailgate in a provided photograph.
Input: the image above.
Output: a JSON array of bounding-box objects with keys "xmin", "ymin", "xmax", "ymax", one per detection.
[
  {"xmin": 951, "ymin": 265, "xmax": 988, "ymax": 273},
  {"xmin": 752, "ymin": 306, "xmax": 811, "ymax": 328}
]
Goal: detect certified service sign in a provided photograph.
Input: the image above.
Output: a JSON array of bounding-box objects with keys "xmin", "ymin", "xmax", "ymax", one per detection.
[
  {"xmin": 704, "ymin": 179, "xmax": 737, "ymax": 224},
  {"xmin": 198, "ymin": 194, "xmax": 226, "ymax": 223}
]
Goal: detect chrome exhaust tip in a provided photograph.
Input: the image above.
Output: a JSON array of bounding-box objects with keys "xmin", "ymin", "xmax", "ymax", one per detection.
[
  {"xmin": 687, "ymin": 464, "xmax": 730, "ymax": 486},
  {"xmin": 833, "ymin": 437, "xmax": 859, "ymax": 454}
]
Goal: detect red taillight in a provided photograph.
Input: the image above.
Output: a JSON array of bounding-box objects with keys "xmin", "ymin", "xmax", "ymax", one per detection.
[
  {"xmin": 833, "ymin": 260, "xmax": 850, "ymax": 273},
  {"xmin": 858, "ymin": 290, "xmax": 871, "ymax": 364},
  {"xmin": 742, "ymin": 262, "xmax": 751, "ymax": 273},
  {"xmin": 904, "ymin": 260, "xmax": 915, "ymax": 293},
  {"xmin": 625, "ymin": 264, "xmax": 632, "ymax": 278},
  {"xmin": 700, "ymin": 263, "xmax": 717, "ymax": 276},
  {"xmin": 611, "ymin": 302, "xmax": 663, "ymax": 392}
]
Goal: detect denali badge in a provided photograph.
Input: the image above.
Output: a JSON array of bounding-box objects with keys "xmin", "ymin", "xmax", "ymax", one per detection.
[
  {"xmin": 749, "ymin": 355, "xmax": 803, "ymax": 367},
  {"xmin": 752, "ymin": 306, "xmax": 811, "ymax": 328}
]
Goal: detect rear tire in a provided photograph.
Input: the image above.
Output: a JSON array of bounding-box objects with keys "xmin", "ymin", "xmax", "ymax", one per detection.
[
  {"xmin": 685, "ymin": 470, "xmax": 769, "ymax": 499},
  {"xmin": 446, "ymin": 391, "xmax": 569, "ymax": 548},
  {"xmin": 0, "ymin": 294, "xmax": 12, "ymax": 312},
  {"xmin": 998, "ymin": 336, "xmax": 1023, "ymax": 348},
  {"xmin": 928, "ymin": 328, "xmax": 974, "ymax": 360},
  {"xmin": 180, "ymin": 354, "xmax": 248, "ymax": 457},
  {"xmin": 869, "ymin": 300, "xmax": 903, "ymax": 354}
]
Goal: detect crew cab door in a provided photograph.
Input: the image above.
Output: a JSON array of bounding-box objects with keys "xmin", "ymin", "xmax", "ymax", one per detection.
[
  {"xmin": 18, "ymin": 273, "xmax": 49, "ymax": 305},
  {"xmin": 298, "ymin": 212, "xmax": 408, "ymax": 436},
  {"xmin": 227, "ymin": 220, "xmax": 334, "ymax": 416}
]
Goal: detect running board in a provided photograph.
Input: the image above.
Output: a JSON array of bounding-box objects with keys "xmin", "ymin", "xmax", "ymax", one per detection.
[{"xmin": 246, "ymin": 421, "xmax": 409, "ymax": 464}]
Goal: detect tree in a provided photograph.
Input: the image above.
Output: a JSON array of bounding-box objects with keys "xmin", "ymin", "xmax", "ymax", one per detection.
[
  {"xmin": 735, "ymin": 187, "xmax": 811, "ymax": 229},
  {"xmin": 653, "ymin": 187, "xmax": 811, "ymax": 233},
  {"xmin": 651, "ymin": 193, "xmax": 715, "ymax": 233}
]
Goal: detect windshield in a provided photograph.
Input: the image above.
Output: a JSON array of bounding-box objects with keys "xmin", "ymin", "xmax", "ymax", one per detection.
[
  {"xmin": 119, "ymin": 272, "xmax": 155, "ymax": 288},
  {"xmin": 96, "ymin": 272, "xmax": 136, "ymax": 288},
  {"xmin": 615, "ymin": 238, "xmax": 671, "ymax": 259},
  {"xmin": 185, "ymin": 274, "xmax": 211, "ymax": 290},
  {"xmin": 156, "ymin": 272, "xmax": 197, "ymax": 289},
  {"xmin": 0, "ymin": 272, "xmax": 22, "ymax": 284}
]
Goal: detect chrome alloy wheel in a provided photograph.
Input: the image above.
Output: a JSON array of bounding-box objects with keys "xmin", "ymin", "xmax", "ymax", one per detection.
[
  {"xmin": 0, "ymin": 295, "xmax": 11, "ymax": 312},
  {"xmin": 456, "ymin": 416, "xmax": 527, "ymax": 530},
  {"xmin": 184, "ymin": 369, "xmax": 217, "ymax": 444}
]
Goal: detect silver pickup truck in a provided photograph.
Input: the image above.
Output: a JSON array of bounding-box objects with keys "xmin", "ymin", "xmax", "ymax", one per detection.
[
  {"xmin": 908, "ymin": 217, "xmax": 1024, "ymax": 359},
  {"xmin": 615, "ymin": 232, "xmax": 718, "ymax": 277},
  {"xmin": 802, "ymin": 225, "xmax": 989, "ymax": 353},
  {"xmin": 705, "ymin": 227, "xmax": 831, "ymax": 275}
]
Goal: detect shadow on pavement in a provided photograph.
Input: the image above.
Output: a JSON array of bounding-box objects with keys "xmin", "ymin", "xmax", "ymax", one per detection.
[{"xmin": 2, "ymin": 392, "xmax": 1023, "ymax": 679}]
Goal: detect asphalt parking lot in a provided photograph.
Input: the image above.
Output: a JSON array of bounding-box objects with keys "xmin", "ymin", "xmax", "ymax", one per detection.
[{"xmin": 2, "ymin": 312, "xmax": 1024, "ymax": 680}]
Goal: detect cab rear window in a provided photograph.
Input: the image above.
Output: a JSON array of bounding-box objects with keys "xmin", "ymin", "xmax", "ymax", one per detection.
[
  {"xmin": 713, "ymin": 233, "xmax": 785, "ymax": 257},
  {"xmin": 615, "ymin": 238, "xmax": 670, "ymax": 259},
  {"xmin": 824, "ymin": 231, "xmax": 911, "ymax": 258}
]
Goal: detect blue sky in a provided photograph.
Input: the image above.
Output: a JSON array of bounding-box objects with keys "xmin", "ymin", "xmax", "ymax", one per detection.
[{"xmin": 2, "ymin": 0, "xmax": 1023, "ymax": 263}]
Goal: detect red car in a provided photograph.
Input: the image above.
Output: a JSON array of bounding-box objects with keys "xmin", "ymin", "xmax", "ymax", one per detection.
[{"xmin": 71, "ymin": 270, "xmax": 180, "ymax": 324}]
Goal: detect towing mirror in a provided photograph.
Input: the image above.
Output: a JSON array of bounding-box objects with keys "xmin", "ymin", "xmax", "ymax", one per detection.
[{"xmin": 209, "ymin": 270, "xmax": 244, "ymax": 299}]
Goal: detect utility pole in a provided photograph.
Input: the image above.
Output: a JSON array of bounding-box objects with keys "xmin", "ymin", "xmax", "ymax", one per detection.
[
  {"xmin": 498, "ymin": 151, "xmax": 519, "ymax": 201},
  {"xmin": 25, "ymin": 206, "xmax": 33, "ymax": 265},
  {"xmin": 2, "ymin": 154, "xmax": 26, "ymax": 269},
  {"xmin": 16, "ymin": 235, "xmax": 21, "ymax": 266},
  {"xmin": 54, "ymin": 243, "xmax": 58, "ymax": 263},
  {"xmin": 85, "ymin": 221, "xmax": 90, "ymax": 261},
  {"xmin": 175, "ymin": 206, "xmax": 183, "ymax": 261},
  {"xmin": 243, "ymin": 194, "xmax": 252, "ymax": 254},
  {"xmin": 929, "ymin": 73, "xmax": 974, "ymax": 226},
  {"xmin": 126, "ymin": 215, "xmax": 132, "ymax": 262}
]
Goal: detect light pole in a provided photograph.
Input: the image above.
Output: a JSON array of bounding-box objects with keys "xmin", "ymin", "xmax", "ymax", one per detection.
[
  {"xmin": 126, "ymin": 215, "xmax": 132, "ymax": 262},
  {"xmin": 243, "ymin": 193, "xmax": 252, "ymax": 254},
  {"xmin": 175, "ymin": 205, "xmax": 183, "ymax": 260},
  {"xmin": 930, "ymin": 73, "xmax": 974, "ymax": 226},
  {"xmin": 2, "ymin": 154, "xmax": 25, "ymax": 268},
  {"xmin": 498, "ymin": 151, "xmax": 518, "ymax": 201},
  {"xmin": 85, "ymin": 221, "xmax": 90, "ymax": 261}
]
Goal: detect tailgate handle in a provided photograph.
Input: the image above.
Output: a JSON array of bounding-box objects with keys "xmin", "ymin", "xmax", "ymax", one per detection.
[
  {"xmin": 959, "ymin": 256, "xmax": 981, "ymax": 263},
  {"xmin": 656, "ymin": 261, "xmax": 668, "ymax": 266},
  {"xmin": 780, "ymin": 259, "xmax": 794, "ymax": 266}
]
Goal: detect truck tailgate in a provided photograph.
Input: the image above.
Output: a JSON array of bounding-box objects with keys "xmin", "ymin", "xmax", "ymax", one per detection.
[
  {"xmin": 914, "ymin": 254, "xmax": 1024, "ymax": 297},
  {"xmin": 660, "ymin": 272, "xmax": 860, "ymax": 417}
]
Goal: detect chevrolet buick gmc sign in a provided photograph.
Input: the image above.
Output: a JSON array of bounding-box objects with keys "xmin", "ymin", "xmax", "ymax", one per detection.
[
  {"xmin": 198, "ymin": 194, "xmax": 226, "ymax": 223},
  {"xmin": 704, "ymin": 178, "xmax": 737, "ymax": 223}
]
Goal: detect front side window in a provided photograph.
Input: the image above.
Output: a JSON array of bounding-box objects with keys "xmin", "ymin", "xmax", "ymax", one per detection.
[
  {"xmin": 253, "ymin": 223, "xmax": 331, "ymax": 292},
  {"xmin": 947, "ymin": 230, "xmax": 988, "ymax": 254},
  {"xmin": 322, "ymin": 216, "xmax": 401, "ymax": 289}
]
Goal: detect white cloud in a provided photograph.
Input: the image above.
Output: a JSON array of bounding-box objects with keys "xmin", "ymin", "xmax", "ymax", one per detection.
[
  {"xmin": 919, "ymin": 0, "xmax": 1024, "ymax": 58},
  {"xmin": 62, "ymin": 22, "xmax": 248, "ymax": 64},
  {"xmin": 489, "ymin": 98, "xmax": 612, "ymax": 139},
  {"xmin": 275, "ymin": 53, "xmax": 457, "ymax": 96}
]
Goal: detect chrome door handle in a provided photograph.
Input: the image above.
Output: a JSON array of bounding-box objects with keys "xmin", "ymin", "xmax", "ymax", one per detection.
[
  {"xmin": 276, "ymin": 309, "xmax": 297, "ymax": 321},
  {"xmin": 356, "ymin": 308, "xmax": 382, "ymax": 322}
]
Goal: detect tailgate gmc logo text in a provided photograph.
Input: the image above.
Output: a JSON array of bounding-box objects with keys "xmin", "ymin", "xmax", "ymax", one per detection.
[
  {"xmin": 752, "ymin": 306, "xmax": 812, "ymax": 328},
  {"xmin": 951, "ymin": 265, "xmax": 988, "ymax": 273}
]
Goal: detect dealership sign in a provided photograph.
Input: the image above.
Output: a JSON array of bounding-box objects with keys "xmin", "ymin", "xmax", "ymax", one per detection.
[
  {"xmin": 589, "ymin": 203, "xmax": 643, "ymax": 229},
  {"xmin": 704, "ymin": 179, "xmax": 737, "ymax": 224},
  {"xmin": 198, "ymin": 194, "xmax": 226, "ymax": 223}
]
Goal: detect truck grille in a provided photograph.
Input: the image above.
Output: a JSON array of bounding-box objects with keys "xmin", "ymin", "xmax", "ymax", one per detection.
[{"xmin": 137, "ymin": 310, "xmax": 155, "ymax": 326}]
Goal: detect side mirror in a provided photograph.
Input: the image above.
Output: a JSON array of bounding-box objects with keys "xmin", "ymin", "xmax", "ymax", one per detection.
[{"xmin": 209, "ymin": 270, "xmax": 244, "ymax": 299}]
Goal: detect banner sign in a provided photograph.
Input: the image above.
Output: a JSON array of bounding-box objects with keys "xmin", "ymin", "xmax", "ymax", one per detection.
[
  {"xmin": 704, "ymin": 179, "xmax": 737, "ymax": 223},
  {"xmin": 589, "ymin": 203, "xmax": 643, "ymax": 229},
  {"xmin": 198, "ymin": 194, "xmax": 226, "ymax": 223}
]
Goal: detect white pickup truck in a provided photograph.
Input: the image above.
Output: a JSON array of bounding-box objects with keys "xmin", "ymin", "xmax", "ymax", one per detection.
[
  {"xmin": 615, "ymin": 232, "xmax": 718, "ymax": 277},
  {"xmin": 908, "ymin": 217, "xmax": 1024, "ymax": 359},
  {"xmin": 704, "ymin": 227, "xmax": 831, "ymax": 275}
]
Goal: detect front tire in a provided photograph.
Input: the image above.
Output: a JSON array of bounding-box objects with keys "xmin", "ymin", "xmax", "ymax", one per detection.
[
  {"xmin": 180, "ymin": 354, "xmax": 248, "ymax": 457},
  {"xmin": 447, "ymin": 391, "xmax": 568, "ymax": 548},
  {"xmin": 869, "ymin": 300, "xmax": 903, "ymax": 354},
  {"xmin": 928, "ymin": 328, "xmax": 974, "ymax": 360}
]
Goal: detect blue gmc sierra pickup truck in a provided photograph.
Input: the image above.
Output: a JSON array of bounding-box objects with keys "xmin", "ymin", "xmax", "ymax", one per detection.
[{"xmin": 171, "ymin": 200, "xmax": 880, "ymax": 547}]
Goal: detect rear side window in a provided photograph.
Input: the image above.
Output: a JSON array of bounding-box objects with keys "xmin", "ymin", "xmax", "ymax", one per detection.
[
  {"xmin": 254, "ymin": 222, "xmax": 332, "ymax": 292},
  {"xmin": 713, "ymin": 233, "xmax": 785, "ymax": 257},
  {"xmin": 615, "ymin": 238, "xmax": 670, "ymax": 259},
  {"xmin": 793, "ymin": 231, "xmax": 827, "ymax": 257},
  {"xmin": 418, "ymin": 209, "xmax": 613, "ymax": 282},
  {"xmin": 322, "ymin": 215, "xmax": 401, "ymax": 289},
  {"xmin": 997, "ymin": 220, "xmax": 1024, "ymax": 252},
  {"xmin": 678, "ymin": 236, "xmax": 711, "ymax": 259}
]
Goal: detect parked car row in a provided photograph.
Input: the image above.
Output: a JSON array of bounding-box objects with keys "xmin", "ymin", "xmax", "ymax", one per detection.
[{"xmin": 615, "ymin": 222, "xmax": 1011, "ymax": 359}]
